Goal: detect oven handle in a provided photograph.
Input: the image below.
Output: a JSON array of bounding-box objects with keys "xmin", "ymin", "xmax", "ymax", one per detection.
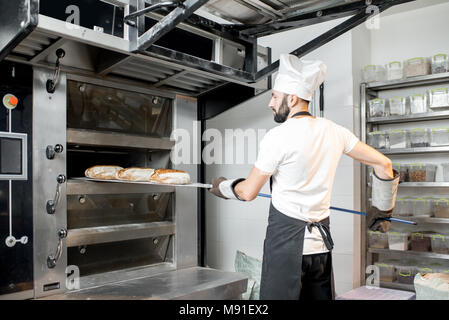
[
  {"xmin": 47, "ymin": 228, "xmax": 67, "ymax": 269},
  {"xmin": 46, "ymin": 174, "xmax": 66, "ymax": 215}
]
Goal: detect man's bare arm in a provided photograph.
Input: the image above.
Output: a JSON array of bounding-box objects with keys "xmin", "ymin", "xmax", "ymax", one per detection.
[
  {"xmin": 234, "ymin": 167, "xmax": 271, "ymax": 201},
  {"xmin": 346, "ymin": 141, "xmax": 393, "ymax": 179}
]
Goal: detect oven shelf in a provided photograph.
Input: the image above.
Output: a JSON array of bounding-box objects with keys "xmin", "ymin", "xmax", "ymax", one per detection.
[
  {"xmin": 67, "ymin": 179, "xmax": 176, "ymax": 195},
  {"xmin": 67, "ymin": 128, "xmax": 175, "ymax": 150},
  {"xmin": 66, "ymin": 221, "xmax": 175, "ymax": 247}
]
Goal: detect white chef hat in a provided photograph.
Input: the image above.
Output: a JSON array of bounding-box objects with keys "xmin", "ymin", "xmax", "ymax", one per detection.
[{"xmin": 273, "ymin": 54, "xmax": 327, "ymax": 101}]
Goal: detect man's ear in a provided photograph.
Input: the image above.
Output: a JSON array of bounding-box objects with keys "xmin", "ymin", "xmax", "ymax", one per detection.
[{"xmin": 288, "ymin": 94, "xmax": 298, "ymax": 108}]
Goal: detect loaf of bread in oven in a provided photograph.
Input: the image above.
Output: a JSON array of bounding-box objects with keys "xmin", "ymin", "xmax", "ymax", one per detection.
[
  {"xmin": 150, "ymin": 169, "xmax": 191, "ymax": 184},
  {"xmin": 117, "ymin": 167, "xmax": 155, "ymax": 181},
  {"xmin": 85, "ymin": 165, "xmax": 123, "ymax": 180}
]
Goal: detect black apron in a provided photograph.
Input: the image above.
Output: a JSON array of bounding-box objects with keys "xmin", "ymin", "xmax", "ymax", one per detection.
[{"xmin": 259, "ymin": 111, "xmax": 335, "ymax": 300}]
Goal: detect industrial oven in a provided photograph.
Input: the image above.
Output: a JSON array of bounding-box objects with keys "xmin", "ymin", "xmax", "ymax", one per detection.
[{"xmin": 0, "ymin": 0, "xmax": 412, "ymax": 300}]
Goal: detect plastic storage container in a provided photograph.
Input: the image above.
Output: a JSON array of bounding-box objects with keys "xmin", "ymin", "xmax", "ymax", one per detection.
[
  {"xmin": 412, "ymin": 198, "xmax": 433, "ymax": 217},
  {"xmin": 389, "ymin": 97, "xmax": 407, "ymax": 116},
  {"xmin": 393, "ymin": 197, "xmax": 413, "ymax": 217},
  {"xmin": 367, "ymin": 131, "xmax": 388, "ymax": 149},
  {"xmin": 386, "ymin": 61, "xmax": 403, "ymax": 81},
  {"xmin": 409, "ymin": 94, "xmax": 428, "ymax": 114},
  {"xmin": 368, "ymin": 98, "xmax": 387, "ymax": 117},
  {"xmin": 442, "ymin": 164, "xmax": 449, "ymax": 182},
  {"xmin": 429, "ymin": 88, "xmax": 449, "ymax": 108},
  {"xmin": 408, "ymin": 163, "xmax": 437, "ymax": 182},
  {"xmin": 431, "ymin": 54, "xmax": 449, "ymax": 74},
  {"xmin": 363, "ymin": 65, "xmax": 386, "ymax": 83},
  {"xmin": 368, "ymin": 230, "xmax": 389, "ymax": 249},
  {"xmin": 396, "ymin": 265, "xmax": 418, "ymax": 284},
  {"xmin": 388, "ymin": 231, "xmax": 410, "ymax": 251},
  {"xmin": 389, "ymin": 129, "xmax": 409, "ymax": 149},
  {"xmin": 430, "ymin": 127, "xmax": 449, "ymax": 146},
  {"xmin": 392, "ymin": 163, "xmax": 409, "ymax": 182},
  {"xmin": 417, "ymin": 266, "xmax": 434, "ymax": 275},
  {"xmin": 431, "ymin": 234, "xmax": 449, "ymax": 254},
  {"xmin": 375, "ymin": 262, "xmax": 396, "ymax": 282},
  {"xmin": 404, "ymin": 57, "xmax": 430, "ymax": 78},
  {"xmin": 410, "ymin": 128, "xmax": 430, "ymax": 147},
  {"xmin": 434, "ymin": 198, "xmax": 449, "ymax": 218},
  {"xmin": 411, "ymin": 232, "xmax": 434, "ymax": 252}
]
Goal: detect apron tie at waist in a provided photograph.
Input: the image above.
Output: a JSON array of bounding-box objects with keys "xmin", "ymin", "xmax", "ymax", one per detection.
[{"xmin": 307, "ymin": 218, "xmax": 334, "ymax": 251}]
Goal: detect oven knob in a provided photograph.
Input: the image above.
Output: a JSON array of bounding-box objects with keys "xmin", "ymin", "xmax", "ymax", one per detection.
[
  {"xmin": 46, "ymin": 144, "xmax": 64, "ymax": 160},
  {"xmin": 57, "ymin": 174, "xmax": 67, "ymax": 184}
]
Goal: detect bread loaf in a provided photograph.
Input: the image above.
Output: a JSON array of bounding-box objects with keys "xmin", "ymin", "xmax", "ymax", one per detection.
[
  {"xmin": 85, "ymin": 165, "xmax": 123, "ymax": 180},
  {"xmin": 117, "ymin": 167, "xmax": 155, "ymax": 181},
  {"xmin": 150, "ymin": 169, "xmax": 190, "ymax": 184}
]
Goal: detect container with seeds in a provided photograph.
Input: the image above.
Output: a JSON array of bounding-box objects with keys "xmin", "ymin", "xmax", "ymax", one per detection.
[
  {"xmin": 431, "ymin": 54, "xmax": 449, "ymax": 74},
  {"xmin": 368, "ymin": 230, "xmax": 389, "ymax": 249},
  {"xmin": 368, "ymin": 98, "xmax": 387, "ymax": 117},
  {"xmin": 392, "ymin": 163, "xmax": 409, "ymax": 182},
  {"xmin": 404, "ymin": 57, "xmax": 430, "ymax": 77},
  {"xmin": 410, "ymin": 232, "xmax": 434, "ymax": 252},
  {"xmin": 409, "ymin": 94, "xmax": 428, "ymax": 114},
  {"xmin": 375, "ymin": 262, "xmax": 396, "ymax": 282},
  {"xmin": 395, "ymin": 264, "xmax": 418, "ymax": 284},
  {"xmin": 431, "ymin": 234, "xmax": 449, "ymax": 254},
  {"xmin": 434, "ymin": 198, "xmax": 449, "ymax": 218},
  {"xmin": 430, "ymin": 127, "xmax": 449, "ymax": 147},
  {"xmin": 410, "ymin": 128, "xmax": 430, "ymax": 148},
  {"xmin": 389, "ymin": 97, "xmax": 407, "ymax": 116},
  {"xmin": 386, "ymin": 61, "xmax": 403, "ymax": 81},
  {"xmin": 408, "ymin": 163, "xmax": 436, "ymax": 182}
]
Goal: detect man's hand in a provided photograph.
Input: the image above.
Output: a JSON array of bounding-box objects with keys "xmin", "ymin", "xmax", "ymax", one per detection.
[
  {"xmin": 209, "ymin": 177, "xmax": 229, "ymax": 199},
  {"xmin": 366, "ymin": 207, "xmax": 392, "ymax": 233}
]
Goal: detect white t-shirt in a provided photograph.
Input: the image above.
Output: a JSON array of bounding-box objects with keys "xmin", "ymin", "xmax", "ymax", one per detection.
[{"xmin": 254, "ymin": 116, "xmax": 359, "ymax": 255}]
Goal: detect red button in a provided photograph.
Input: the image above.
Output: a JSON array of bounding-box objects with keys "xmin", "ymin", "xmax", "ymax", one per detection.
[{"xmin": 9, "ymin": 96, "xmax": 18, "ymax": 107}]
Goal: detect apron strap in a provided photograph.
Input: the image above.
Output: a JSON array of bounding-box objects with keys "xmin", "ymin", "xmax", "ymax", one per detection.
[{"xmin": 307, "ymin": 218, "xmax": 334, "ymax": 251}]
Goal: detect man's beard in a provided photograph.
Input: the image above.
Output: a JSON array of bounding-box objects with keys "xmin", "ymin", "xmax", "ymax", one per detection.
[{"xmin": 274, "ymin": 95, "xmax": 290, "ymax": 123}]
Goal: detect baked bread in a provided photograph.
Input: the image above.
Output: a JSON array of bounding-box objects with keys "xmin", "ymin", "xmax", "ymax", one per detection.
[
  {"xmin": 150, "ymin": 169, "xmax": 190, "ymax": 184},
  {"xmin": 85, "ymin": 165, "xmax": 123, "ymax": 180},
  {"xmin": 117, "ymin": 167, "xmax": 155, "ymax": 181}
]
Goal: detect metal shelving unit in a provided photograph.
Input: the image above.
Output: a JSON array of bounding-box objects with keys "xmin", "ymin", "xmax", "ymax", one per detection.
[
  {"xmin": 361, "ymin": 71, "xmax": 449, "ymax": 292},
  {"xmin": 369, "ymin": 248, "xmax": 449, "ymax": 260}
]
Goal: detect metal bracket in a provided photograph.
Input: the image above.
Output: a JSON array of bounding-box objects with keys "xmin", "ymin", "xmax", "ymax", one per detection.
[
  {"xmin": 135, "ymin": 0, "xmax": 210, "ymax": 51},
  {"xmin": 124, "ymin": 1, "xmax": 185, "ymax": 27},
  {"xmin": 46, "ymin": 49, "xmax": 65, "ymax": 94}
]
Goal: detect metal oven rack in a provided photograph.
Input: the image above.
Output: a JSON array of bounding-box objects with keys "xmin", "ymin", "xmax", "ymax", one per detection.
[{"xmin": 360, "ymin": 72, "xmax": 449, "ymax": 292}]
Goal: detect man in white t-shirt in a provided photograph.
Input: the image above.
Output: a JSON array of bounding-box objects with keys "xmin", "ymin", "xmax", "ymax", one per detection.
[{"xmin": 209, "ymin": 54, "xmax": 399, "ymax": 300}]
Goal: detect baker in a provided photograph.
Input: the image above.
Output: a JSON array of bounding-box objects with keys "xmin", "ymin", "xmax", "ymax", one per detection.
[{"xmin": 209, "ymin": 54, "xmax": 399, "ymax": 300}]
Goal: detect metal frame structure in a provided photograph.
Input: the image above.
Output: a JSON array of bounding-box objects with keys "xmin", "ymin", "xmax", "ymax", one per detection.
[{"xmin": 124, "ymin": 0, "xmax": 416, "ymax": 82}]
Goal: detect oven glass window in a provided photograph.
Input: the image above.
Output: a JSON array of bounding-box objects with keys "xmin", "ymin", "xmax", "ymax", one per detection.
[
  {"xmin": 0, "ymin": 138, "xmax": 22, "ymax": 175},
  {"xmin": 67, "ymin": 81, "xmax": 172, "ymax": 137}
]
